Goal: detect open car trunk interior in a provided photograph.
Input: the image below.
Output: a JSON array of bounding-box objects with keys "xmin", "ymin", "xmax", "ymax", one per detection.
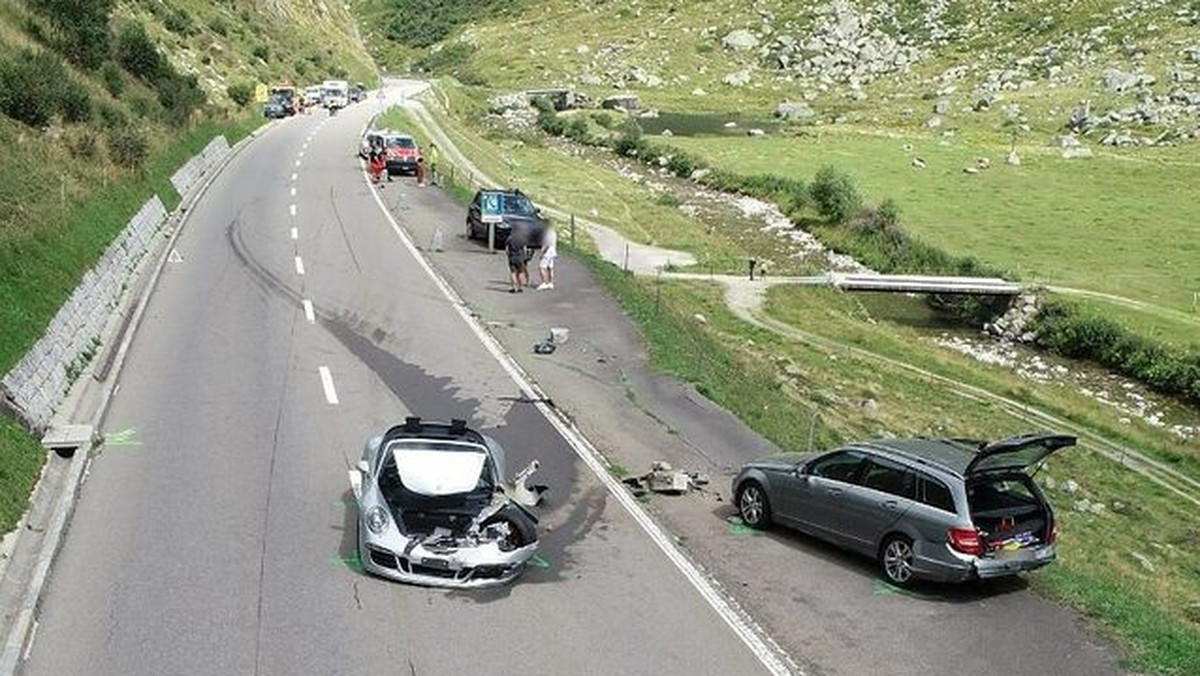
[{"xmin": 966, "ymin": 474, "xmax": 1051, "ymax": 552}]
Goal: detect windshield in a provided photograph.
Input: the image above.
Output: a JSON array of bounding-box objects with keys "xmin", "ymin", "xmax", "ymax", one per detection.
[
  {"xmin": 386, "ymin": 136, "xmax": 416, "ymax": 149},
  {"xmin": 502, "ymin": 193, "xmax": 536, "ymax": 216}
]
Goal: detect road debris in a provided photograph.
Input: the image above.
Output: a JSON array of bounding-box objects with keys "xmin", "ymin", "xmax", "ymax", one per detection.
[{"xmin": 621, "ymin": 461, "xmax": 710, "ymax": 496}]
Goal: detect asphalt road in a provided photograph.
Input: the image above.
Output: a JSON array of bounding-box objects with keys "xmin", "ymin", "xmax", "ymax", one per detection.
[{"xmin": 20, "ymin": 88, "xmax": 772, "ymax": 676}]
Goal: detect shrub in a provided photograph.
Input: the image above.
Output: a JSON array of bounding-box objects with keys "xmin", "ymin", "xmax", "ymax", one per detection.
[
  {"xmin": 811, "ymin": 165, "xmax": 862, "ymax": 223},
  {"xmin": 59, "ymin": 81, "xmax": 92, "ymax": 123},
  {"xmin": 592, "ymin": 111, "xmax": 613, "ymax": 129},
  {"xmin": 69, "ymin": 130, "xmax": 100, "ymax": 159},
  {"xmin": 154, "ymin": 73, "xmax": 205, "ymax": 124},
  {"xmin": 613, "ymin": 119, "xmax": 647, "ymax": 156},
  {"xmin": 26, "ymin": 0, "xmax": 115, "ymax": 69},
  {"xmin": 565, "ymin": 116, "xmax": 590, "ymax": 143},
  {"xmin": 117, "ymin": 21, "xmax": 168, "ymax": 82},
  {"xmin": 1033, "ymin": 299, "xmax": 1200, "ymax": 404},
  {"xmin": 380, "ymin": 0, "xmax": 516, "ymax": 48},
  {"xmin": 106, "ymin": 126, "xmax": 148, "ymax": 168},
  {"xmin": 0, "ymin": 49, "xmax": 91, "ymax": 126},
  {"xmin": 208, "ymin": 16, "xmax": 229, "ymax": 35},
  {"xmin": 163, "ymin": 7, "xmax": 195, "ymax": 36},
  {"xmin": 96, "ymin": 102, "xmax": 126, "ymax": 129},
  {"xmin": 101, "ymin": 62, "xmax": 124, "ymax": 96},
  {"xmin": 252, "ymin": 44, "xmax": 270, "ymax": 62},
  {"xmin": 227, "ymin": 82, "xmax": 254, "ymax": 107}
]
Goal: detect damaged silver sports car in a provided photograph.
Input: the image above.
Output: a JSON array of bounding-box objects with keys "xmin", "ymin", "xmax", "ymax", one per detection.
[{"xmin": 349, "ymin": 417, "xmax": 546, "ymax": 588}]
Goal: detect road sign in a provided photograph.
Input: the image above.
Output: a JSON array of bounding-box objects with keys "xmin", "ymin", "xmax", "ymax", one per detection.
[{"xmin": 481, "ymin": 191, "xmax": 503, "ymax": 224}]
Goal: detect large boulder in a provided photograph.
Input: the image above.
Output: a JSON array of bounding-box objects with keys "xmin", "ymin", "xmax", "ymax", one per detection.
[
  {"xmin": 776, "ymin": 101, "xmax": 815, "ymax": 120},
  {"xmin": 722, "ymin": 69, "xmax": 753, "ymax": 87},
  {"xmin": 601, "ymin": 93, "xmax": 640, "ymax": 111},
  {"xmin": 489, "ymin": 92, "xmax": 530, "ymax": 113},
  {"xmin": 722, "ymin": 29, "xmax": 759, "ymax": 52}
]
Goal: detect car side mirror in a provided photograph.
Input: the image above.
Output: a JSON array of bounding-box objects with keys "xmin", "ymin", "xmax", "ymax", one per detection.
[{"xmin": 356, "ymin": 460, "xmax": 370, "ymax": 476}]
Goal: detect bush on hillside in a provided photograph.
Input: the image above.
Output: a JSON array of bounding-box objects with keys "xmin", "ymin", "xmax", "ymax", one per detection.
[
  {"xmin": 0, "ymin": 49, "xmax": 91, "ymax": 127},
  {"xmin": 106, "ymin": 126, "xmax": 148, "ymax": 168},
  {"xmin": 252, "ymin": 44, "xmax": 271, "ymax": 62},
  {"xmin": 101, "ymin": 62, "xmax": 124, "ymax": 96},
  {"xmin": 1033, "ymin": 299, "xmax": 1200, "ymax": 404},
  {"xmin": 613, "ymin": 119, "xmax": 647, "ymax": 157},
  {"xmin": 227, "ymin": 82, "xmax": 254, "ymax": 107},
  {"xmin": 116, "ymin": 21, "xmax": 168, "ymax": 82},
  {"xmin": 382, "ymin": 0, "xmax": 517, "ymax": 48},
  {"xmin": 26, "ymin": 0, "xmax": 115, "ymax": 69},
  {"xmin": 811, "ymin": 165, "xmax": 862, "ymax": 223},
  {"xmin": 413, "ymin": 42, "xmax": 476, "ymax": 74},
  {"xmin": 115, "ymin": 21, "xmax": 204, "ymax": 125}
]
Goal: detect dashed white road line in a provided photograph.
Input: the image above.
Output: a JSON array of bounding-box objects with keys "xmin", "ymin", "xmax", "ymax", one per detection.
[
  {"xmin": 291, "ymin": 173, "xmax": 298, "ymax": 181},
  {"xmin": 298, "ymin": 151, "xmax": 305, "ymax": 158},
  {"xmin": 290, "ymin": 187, "xmax": 296, "ymax": 197},
  {"xmin": 294, "ymin": 256, "xmax": 305, "ymax": 276},
  {"xmin": 289, "ymin": 204, "xmax": 297, "ymax": 217},
  {"xmin": 290, "ymin": 227, "xmax": 298, "ymax": 241},
  {"xmin": 302, "ymin": 299, "xmax": 315, "ymax": 324},
  {"xmin": 318, "ymin": 366, "xmax": 339, "ymax": 405},
  {"xmin": 294, "ymin": 160, "xmax": 301, "ymax": 167}
]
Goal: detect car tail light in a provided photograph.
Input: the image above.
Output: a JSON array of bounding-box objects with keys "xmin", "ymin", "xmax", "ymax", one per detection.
[
  {"xmin": 1047, "ymin": 518, "xmax": 1058, "ymax": 545},
  {"xmin": 947, "ymin": 527, "xmax": 985, "ymax": 556}
]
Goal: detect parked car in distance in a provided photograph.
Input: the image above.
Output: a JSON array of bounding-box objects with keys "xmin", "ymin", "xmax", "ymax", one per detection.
[
  {"xmin": 360, "ymin": 129, "xmax": 390, "ymax": 159},
  {"xmin": 349, "ymin": 83, "xmax": 366, "ymax": 102},
  {"xmin": 263, "ymin": 95, "xmax": 290, "ymax": 119},
  {"xmin": 732, "ymin": 432, "xmax": 1075, "ymax": 586},
  {"xmin": 466, "ymin": 189, "xmax": 547, "ymax": 248},
  {"xmin": 303, "ymin": 85, "xmax": 323, "ymax": 107},
  {"xmin": 383, "ymin": 133, "xmax": 421, "ymax": 177}
]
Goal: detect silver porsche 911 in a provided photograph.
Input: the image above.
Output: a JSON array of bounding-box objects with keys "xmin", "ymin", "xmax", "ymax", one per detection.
[{"xmin": 349, "ymin": 417, "xmax": 546, "ymax": 588}]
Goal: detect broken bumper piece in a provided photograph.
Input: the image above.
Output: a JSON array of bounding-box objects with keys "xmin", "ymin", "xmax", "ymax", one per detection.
[{"xmin": 360, "ymin": 533, "xmax": 537, "ymax": 589}]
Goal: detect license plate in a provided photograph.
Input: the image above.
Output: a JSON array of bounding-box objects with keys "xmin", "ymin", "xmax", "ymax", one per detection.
[{"xmin": 421, "ymin": 558, "xmax": 450, "ymax": 570}]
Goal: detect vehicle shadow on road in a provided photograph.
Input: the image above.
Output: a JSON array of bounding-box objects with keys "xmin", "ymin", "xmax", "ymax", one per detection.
[{"xmin": 712, "ymin": 504, "xmax": 1029, "ymax": 604}]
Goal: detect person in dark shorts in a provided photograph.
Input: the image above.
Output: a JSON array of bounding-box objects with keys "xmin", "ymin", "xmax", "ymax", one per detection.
[{"xmin": 507, "ymin": 225, "xmax": 530, "ymax": 293}]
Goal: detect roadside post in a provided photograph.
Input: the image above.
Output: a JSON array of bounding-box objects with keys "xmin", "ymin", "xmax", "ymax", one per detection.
[
  {"xmin": 482, "ymin": 190, "xmax": 502, "ymax": 253},
  {"xmin": 570, "ymin": 213, "xmax": 576, "ymax": 249}
]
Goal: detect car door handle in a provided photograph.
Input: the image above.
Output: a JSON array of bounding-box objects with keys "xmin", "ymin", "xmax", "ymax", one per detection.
[
  {"xmin": 881, "ymin": 500, "xmax": 898, "ymax": 510},
  {"xmin": 826, "ymin": 487, "xmax": 843, "ymax": 496}
]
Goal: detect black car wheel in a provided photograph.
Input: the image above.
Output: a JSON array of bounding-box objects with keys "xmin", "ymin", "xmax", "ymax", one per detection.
[
  {"xmin": 880, "ymin": 534, "xmax": 917, "ymax": 586},
  {"xmin": 736, "ymin": 481, "xmax": 771, "ymax": 529}
]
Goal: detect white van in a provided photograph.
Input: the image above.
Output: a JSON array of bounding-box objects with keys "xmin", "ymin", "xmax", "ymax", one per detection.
[{"xmin": 322, "ymin": 80, "xmax": 349, "ymax": 109}]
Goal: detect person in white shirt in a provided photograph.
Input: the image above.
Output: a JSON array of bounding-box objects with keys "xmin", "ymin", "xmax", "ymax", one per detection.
[{"xmin": 536, "ymin": 222, "xmax": 558, "ymax": 290}]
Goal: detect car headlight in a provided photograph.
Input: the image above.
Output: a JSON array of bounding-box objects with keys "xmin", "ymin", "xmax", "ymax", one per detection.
[{"xmin": 365, "ymin": 506, "xmax": 388, "ymax": 534}]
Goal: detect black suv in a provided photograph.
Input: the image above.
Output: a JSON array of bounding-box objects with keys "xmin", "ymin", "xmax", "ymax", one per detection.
[{"xmin": 465, "ymin": 189, "xmax": 547, "ymax": 248}]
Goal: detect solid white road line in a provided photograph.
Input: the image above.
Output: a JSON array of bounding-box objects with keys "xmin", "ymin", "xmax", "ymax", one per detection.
[
  {"xmin": 290, "ymin": 227, "xmax": 298, "ymax": 240},
  {"xmin": 294, "ymin": 256, "xmax": 305, "ymax": 276},
  {"xmin": 289, "ymin": 204, "xmax": 297, "ymax": 217},
  {"xmin": 302, "ymin": 299, "xmax": 315, "ymax": 324},
  {"xmin": 318, "ymin": 366, "xmax": 339, "ymax": 405},
  {"xmin": 362, "ymin": 161, "xmax": 795, "ymax": 676}
]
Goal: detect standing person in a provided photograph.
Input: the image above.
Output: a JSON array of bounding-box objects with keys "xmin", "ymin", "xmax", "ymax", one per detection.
[
  {"xmin": 416, "ymin": 156, "xmax": 427, "ymax": 187},
  {"xmin": 428, "ymin": 142, "xmax": 441, "ymax": 186},
  {"xmin": 537, "ymin": 221, "xmax": 558, "ymax": 291},
  {"xmin": 369, "ymin": 148, "xmax": 385, "ymax": 185},
  {"xmin": 506, "ymin": 224, "xmax": 530, "ymax": 293}
]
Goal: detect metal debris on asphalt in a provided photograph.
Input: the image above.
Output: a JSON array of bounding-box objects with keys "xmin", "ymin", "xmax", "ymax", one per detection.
[{"xmin": 621, "ymin": 461, "xmax": 710, "ymax": 496}]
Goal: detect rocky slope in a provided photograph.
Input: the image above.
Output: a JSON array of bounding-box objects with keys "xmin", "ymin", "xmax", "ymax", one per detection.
[{"xmin": 399, "ymin": 0, "xmax": 1200, "ymax": 145}]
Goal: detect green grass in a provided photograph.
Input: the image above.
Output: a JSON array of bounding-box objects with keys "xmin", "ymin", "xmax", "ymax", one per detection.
[
  {"xmin": 0, "ymin": 414, "xmax": 43, "ymax": 534},
  {"xmin": 666, "ymin": 131, "xmax": 1200, "ymax": 338}
]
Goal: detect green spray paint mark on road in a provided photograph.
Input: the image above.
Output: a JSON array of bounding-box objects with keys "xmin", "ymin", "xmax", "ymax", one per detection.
[
  {"xmin": 332, "ymin": 549, "xmax": 364, "ymax": 574},
  {"xmin": 727, "ymin": 517, "xmax": 761, "ymax": 536},
  {"xmin": 528, "ymin": 554, "xmax": 551, "ymax": 569},
  {"xmin": 872, "ymin": 578, "xmax": 930, "ymax": 599},
  {"xmin": 105, "ymin": 428, "xmax": 142, "ymax": 447}
]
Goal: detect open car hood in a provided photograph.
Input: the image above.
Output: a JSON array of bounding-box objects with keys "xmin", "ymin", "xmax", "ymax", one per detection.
[
  {"xmin": 392, "ymin": 448, "xmax": 488, "ymax": 496},
  {"xmin": 966, "ymin": 433, "xmax": 1076, "ymax": 475}
]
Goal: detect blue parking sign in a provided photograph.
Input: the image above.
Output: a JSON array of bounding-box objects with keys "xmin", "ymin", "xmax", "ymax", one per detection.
[{"xmin": 481, "ymin": 191, "xmax": 503, "ymax": 224}]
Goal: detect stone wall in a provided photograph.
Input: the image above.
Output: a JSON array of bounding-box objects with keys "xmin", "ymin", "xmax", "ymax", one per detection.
[
  {"xmin": 1, "ymin": 135, "xmax": 230, "ymax": 433},
  {"xmin": 170, "ymin": 136, "xmax": 231, "ymax": 198}
]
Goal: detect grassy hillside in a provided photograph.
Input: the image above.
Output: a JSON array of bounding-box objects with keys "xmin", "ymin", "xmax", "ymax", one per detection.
[{"xmin": 0, "ymin": 0, "xmax": 374, "ymax": 535}]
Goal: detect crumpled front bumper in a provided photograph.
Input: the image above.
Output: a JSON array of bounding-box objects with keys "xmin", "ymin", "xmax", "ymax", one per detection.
[{"xmin": 359, "ymin": 526, "xmax": 537, "ymax": 589}]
